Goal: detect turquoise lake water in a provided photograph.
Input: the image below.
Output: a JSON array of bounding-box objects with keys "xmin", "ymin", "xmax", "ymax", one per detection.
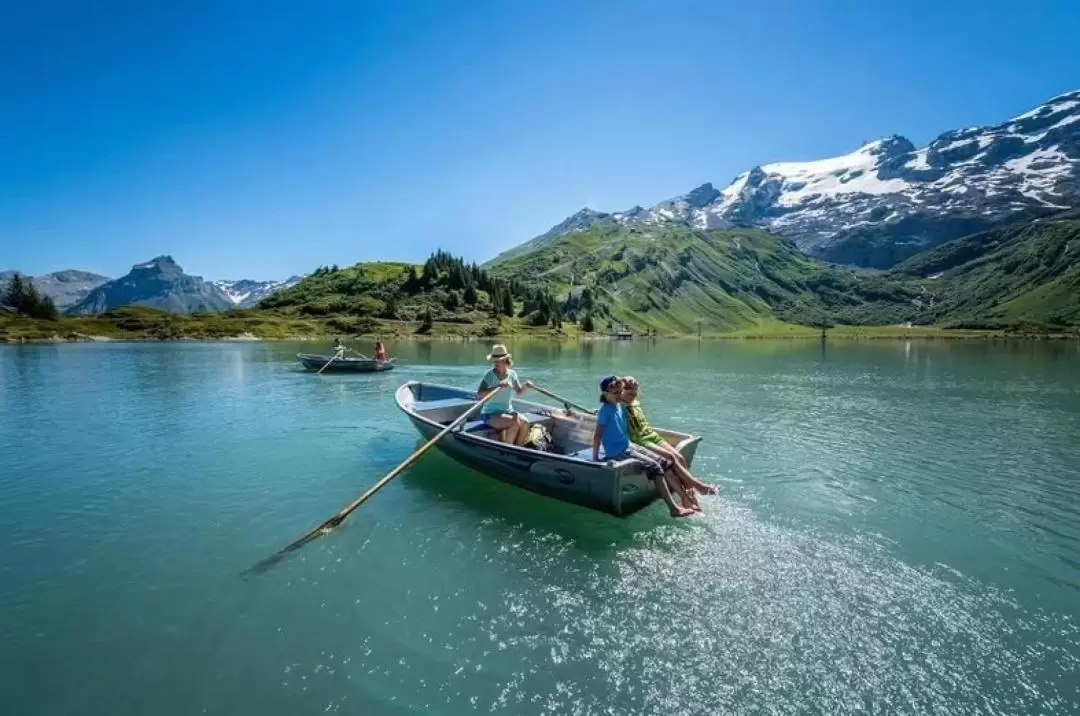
[{"xmin": 1, "ymin": 339, "xmax": 1079, "ymax": 714}]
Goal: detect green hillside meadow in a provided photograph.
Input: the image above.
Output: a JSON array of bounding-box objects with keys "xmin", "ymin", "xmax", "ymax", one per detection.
[{"xmin": 3, "ymin": 215, "xmax": 1078, "ymax": 341}]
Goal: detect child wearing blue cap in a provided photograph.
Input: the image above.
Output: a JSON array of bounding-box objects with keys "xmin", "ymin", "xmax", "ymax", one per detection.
[{"xmin": 593, "ymin": 375, "xmax": 694, "ymax": 518}]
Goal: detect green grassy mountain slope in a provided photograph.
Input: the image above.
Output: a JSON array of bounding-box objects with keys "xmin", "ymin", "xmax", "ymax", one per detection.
[
  {"xmin": 891, "ymin": 216, "xmax": 1080, "ymax": 328},
  {"xmin": 258, "ymin": 252, "xmax": 566, "ymax": 336},
  {"xmin": 486, "ymin": 224, "xmax": 926, "ymax": 333}
]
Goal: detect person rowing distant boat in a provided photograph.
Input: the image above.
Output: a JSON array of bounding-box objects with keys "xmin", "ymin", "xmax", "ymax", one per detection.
[
  {"xmin": 330, "ymin": 338, "xmax": 368, "ymax": 360},
  {"xmin": 374, "ymin": 340, "xmax": 388, "ymax": 362},
  {"xmin": 476, "ymin": 344, "xmax": 534, "ymax": 445}
]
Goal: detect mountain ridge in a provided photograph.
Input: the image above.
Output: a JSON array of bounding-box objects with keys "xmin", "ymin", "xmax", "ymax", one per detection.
[
  {"xmin": 213, "ymin": 277, "xmax": 303, "ymax": 308},
  {"xmin": 504, "ymin": 89, "xmax": 1080, "ymax": 269},
  {"xmin": 69, "ymin": 256, "xmax": 236, "ymax": 315},
  {"xmin": 8, "ymin": 257, "xmax": 303, "ymax": 315},
  {"xmin": 0, "ymin": 269, "xmax": 111, "ymax": 310},
  {"xmin": 487, "ymin": 210, "xmax": 1080, "ymax": 332}
]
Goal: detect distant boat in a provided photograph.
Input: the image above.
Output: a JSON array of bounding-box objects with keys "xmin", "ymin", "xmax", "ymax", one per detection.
[
  {"xmin": 609, "ymin": 324, "xmax": 634, "ymax": 340},
  {"xmin": 395, "ymin": 381, "xmax": 701, "ymax": 516},
  {"xmin": 296, "ymin": 353, "xmax": 396, "ymax": 373}
]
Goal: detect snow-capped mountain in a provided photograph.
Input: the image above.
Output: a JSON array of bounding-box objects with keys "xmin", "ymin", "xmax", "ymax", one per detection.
[
  {"xmin": 69, "ymin": 256, "xmax": 236, "ymax": 315},
  {"xmin": 514, "ymin": 89, "xmax": 1080, "ymax": 268},
  {"xmin": 213, "ymin": 277, "xmax": 302, "ymax": 308},
  {"xmin": 9, "ymin": 255, "xmax": 302, "ymax": 315}
]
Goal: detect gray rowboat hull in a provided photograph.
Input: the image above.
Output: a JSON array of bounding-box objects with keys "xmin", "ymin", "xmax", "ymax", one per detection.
[
  {"xmin": 395, "ymin": 381, "xmax": 701, "ymax": 517},
  {"xmin": 297, "ymin": 353, "xmax": 396, "ymax": 373}
]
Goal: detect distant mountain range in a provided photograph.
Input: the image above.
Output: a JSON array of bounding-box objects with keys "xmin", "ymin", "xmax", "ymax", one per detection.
[
  {"xmin": 494, "ymin": 89, "xmax": 1080, "ymax": 269},
  {"xmin": 6, "ymin": 90, "xmax": 1077, "ymax": 331},
  {"xmin": 53, "ymin": 256, "xmax": 300, "ymax": 315},
  {"xmin": 0, "ymin": 270, "xmax": 111, "ymax": 310},
  {"xmin": 3, "ymin": 256, "xmax": 302, "ymax": 316}
]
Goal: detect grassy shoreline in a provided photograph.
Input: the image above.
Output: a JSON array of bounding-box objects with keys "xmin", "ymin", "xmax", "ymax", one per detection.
[{"xmin": 3, "ymin": 309, "xmax": 1077, "ymax": 344}]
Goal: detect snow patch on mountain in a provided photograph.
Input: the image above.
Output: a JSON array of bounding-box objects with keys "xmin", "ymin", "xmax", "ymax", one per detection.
[
  {"xmin": 511, "ymin": 89, "xmax": 1080, "ymax": 268},
  {"xmin": 213, "ymin": 277, "xmax": 302, "ymax": 308}
]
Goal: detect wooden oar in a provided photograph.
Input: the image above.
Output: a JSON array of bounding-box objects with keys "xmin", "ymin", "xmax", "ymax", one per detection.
[
  {"xmin": 532, "ymin": 385, "xmax": 596, "ymax": 415},
  {"xmin": 316, "ymin": 350, "xmax": 343, "ymax": 374},
  {"xmin": 245, "ymin": 386, "xmax": 504, "ymax": 575}
]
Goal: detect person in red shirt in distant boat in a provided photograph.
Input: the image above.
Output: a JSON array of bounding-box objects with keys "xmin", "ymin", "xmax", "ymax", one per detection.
[{"xmin": 373, "ymin": 341, "xmax": 388, "ymax": 362}]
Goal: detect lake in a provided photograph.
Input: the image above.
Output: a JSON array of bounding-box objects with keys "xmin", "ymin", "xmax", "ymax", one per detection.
[{"xmin": 1, "ymin": 339, "xmax": 1079, "ymax": 714}]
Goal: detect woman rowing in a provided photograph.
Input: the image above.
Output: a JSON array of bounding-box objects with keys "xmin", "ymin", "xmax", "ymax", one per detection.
[{"xmin": 475, "ymin": 344, "xmax": 534, "ymax": 445}]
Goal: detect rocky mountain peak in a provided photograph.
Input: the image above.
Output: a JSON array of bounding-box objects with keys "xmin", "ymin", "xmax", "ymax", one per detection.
[
  {"xmin": 132, "ymin": 255, "xmax": 184, "ymax": 275},
  {"xmin": 865, "ymin": 134, "xmax": 916, "ymax": 158},
  {"xmin": 70, "ymin": 256, "xmax": 228, "ymax": 315},
  {"xmin": 685, "ymin": 182, "xmax": 721, "ymax": 208},
  {"xmin": 0, "ymin": 269, "xmax": 111, "ymax": 310},
  {"xmin": 509, "ymin": 88, "xmax": 1080, "ymax": 269}
]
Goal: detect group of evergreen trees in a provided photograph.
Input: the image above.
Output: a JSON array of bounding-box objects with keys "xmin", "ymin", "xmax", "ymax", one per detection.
[
  {"xmin": 407, "ymin": 250, "xmax": 567, "ymax": 324},
  {"xmin": 264, "ymin": 248, "xmax": 604, "ymax": 332},
  {"xmin": 1, "ymin": 274, "xmax": 58, "ymax": 320},
  {"xmin": 520, "ymin": 286, "xmax": 563, "ymax": 328}
]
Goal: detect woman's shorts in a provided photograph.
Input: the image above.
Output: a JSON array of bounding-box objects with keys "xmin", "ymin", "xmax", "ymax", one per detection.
[
  {"xmin": 612, "ymin": 443, "xmax": 673, "ymax": 480},
  {"xmin": 482, "ymin": 411, "xmax": 518, "ymax": 424}
]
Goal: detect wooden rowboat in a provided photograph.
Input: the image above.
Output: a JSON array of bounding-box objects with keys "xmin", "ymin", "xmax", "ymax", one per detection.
[
  {"xmin": 394, "ymin": 381, "xmax": 701, "ymax": 516},
  {"xmin": 296, "ymin": 353, "xmax": 396, "ymax": 373}
]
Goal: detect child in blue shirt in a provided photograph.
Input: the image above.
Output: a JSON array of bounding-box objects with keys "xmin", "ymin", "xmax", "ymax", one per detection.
[{"xmin": 593, "ymin": 375, "xmax": 694, "ymax": 518}]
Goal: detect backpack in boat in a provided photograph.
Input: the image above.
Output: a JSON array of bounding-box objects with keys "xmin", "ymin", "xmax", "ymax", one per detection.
[{"xmin": 524, "ymin": 424, "xmax": 554, "ymax": 453}]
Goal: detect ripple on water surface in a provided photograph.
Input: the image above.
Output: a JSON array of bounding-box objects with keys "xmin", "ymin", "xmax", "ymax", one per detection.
[
  {"xmin": 277, "ymin": 493, "xmax": 1080, "ymax": 715},
  {"xmin": 2, "ymin": 341, "xmax": 1079, "ymax": 715}
]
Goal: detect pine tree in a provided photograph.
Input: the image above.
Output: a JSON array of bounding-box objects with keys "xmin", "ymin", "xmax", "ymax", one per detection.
[
  {"xmin": 463, "ymin": 283, "xmax": 478, "ymax": 306},
  {"xmin": 582, "ymin": 313, "xmax": 595, "ymax": 333},
  {"xmin": 3, "ymin": 273, "xmax": 27, "ymax": 309},
  {"xmin": 382, "ymin": 293, "xmax": 398, "ymax": 319},
  {"xmin": 500, "ymin": 286, "xmax": 514, "ymax": 317},
  {"xmin": 3, "ymin": 275, "xmax": 55, "ymax": 319},
  {"xmin": 421, "ymin": 305, "xmax": 434, "ymax": 331},
  {"xmin": 36, "ymin": 295, "xmax": 58, "ymax": 321},
  {"xmin": 581, "ymin": 286, "xmax": 595, "ymax": 311}
]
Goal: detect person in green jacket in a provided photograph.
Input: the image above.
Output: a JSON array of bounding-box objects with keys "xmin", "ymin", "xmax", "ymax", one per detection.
[{"xmin": 620, "ymin": 376, "xmax": 718, "ymax": 505}]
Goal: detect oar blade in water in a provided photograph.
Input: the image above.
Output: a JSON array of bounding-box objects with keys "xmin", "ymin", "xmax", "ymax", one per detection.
[{"xmin": 243, "ymin": 386, "xmax": 502, "ymax": 576}]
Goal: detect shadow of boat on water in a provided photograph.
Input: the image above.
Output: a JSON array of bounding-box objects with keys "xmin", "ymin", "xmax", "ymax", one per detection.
[{"xmin": 398, "ymin": 445, "xmax": 665, "ymax": 557}]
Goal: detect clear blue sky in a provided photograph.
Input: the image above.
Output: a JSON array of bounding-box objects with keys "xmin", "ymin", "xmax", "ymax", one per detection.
[{"xmin": 2, "ymin": 0, "xmax": 1078, "ymax": 280}]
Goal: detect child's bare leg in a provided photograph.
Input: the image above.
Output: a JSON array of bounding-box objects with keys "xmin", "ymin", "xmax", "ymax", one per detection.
[
  {"xmin": 648, "ymin": 445, "xmax": 710, "ymax": 499},
  {"xmin": 656, "ymin": 471, "xmax": 694, "ymax": 518},
  {"xmin": 665, "ymin": 473, "xmax": 697, "ymax": 510},
  {"xmin": 674, "ymin": 461, "xmax": 714, "ymax": 497},
  {"xmin": 651, "ymin": 444, "xmax": 717, "ymax": 495},
  {"xmin": 650, "ymin": 440, "xmax": 687, "ymax": 468}
]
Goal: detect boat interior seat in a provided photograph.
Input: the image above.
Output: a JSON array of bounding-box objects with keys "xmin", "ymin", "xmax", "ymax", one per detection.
[
  {"xmin": 460, "ymin": 411, "xmax": 551, "ymax": 434},
  {"xmin": 415, "ymin": 397, "xmax": 476, "ymax": 412}
]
